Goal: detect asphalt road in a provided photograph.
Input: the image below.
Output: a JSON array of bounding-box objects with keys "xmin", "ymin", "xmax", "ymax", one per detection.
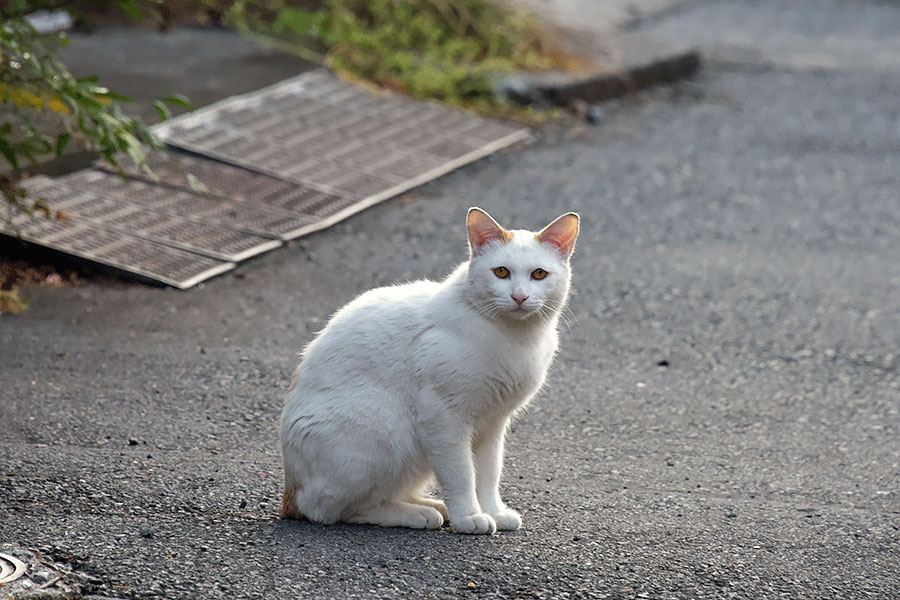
[{"xmin": 2, "ymin": 1, "xmax": 899, "ymax": 598}]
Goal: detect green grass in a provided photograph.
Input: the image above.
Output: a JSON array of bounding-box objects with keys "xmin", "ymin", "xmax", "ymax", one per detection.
[
  {"xmin": 0, "ymin": 288, "xmax": 28, "ymax": 314},
  {"xmin": 224, "ymin": 0, "xmax": 579, "ymax": 120}
]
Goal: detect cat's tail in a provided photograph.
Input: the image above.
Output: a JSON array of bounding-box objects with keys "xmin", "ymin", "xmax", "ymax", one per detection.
[{"xmin": 280, "ymin": 484, "xmax": 306, "ymax": 520}]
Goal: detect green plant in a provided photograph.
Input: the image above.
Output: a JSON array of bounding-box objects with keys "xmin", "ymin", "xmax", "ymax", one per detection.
[
  {"xmin": 0, "ymin": 1, "xmax": 190, "ymax": 227},
  {"xmin": 225, "ymin": 0, "xmax": 561, "ymax": 116},
  {"xmin": 0, "ymin": 288, "xmax": 28, "ymax": 313}
]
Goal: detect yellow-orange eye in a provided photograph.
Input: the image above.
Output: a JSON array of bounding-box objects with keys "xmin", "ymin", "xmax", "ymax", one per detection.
[
  {"xmin": 493, "ymin": 266, "xmax": 510, "ymax": 279},
  {"xmin": 531, "ymin": 268, "xmax": 549, "ymax": 280}
]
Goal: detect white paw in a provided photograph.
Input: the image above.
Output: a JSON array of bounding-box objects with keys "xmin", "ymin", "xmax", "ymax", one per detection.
[
  {"xmin": 491, "ymin": 508, "xmax": 521, "ymax": 531},
  {"xmin": 411, "ymin": 505, "xmax": 444, "ymax": 529},
  {"xmin": 451, "ymin": 513, "xmax": 497, "ymax": 535},
  {"xmin": 430, "ymin": 500, "xmax": 450, "ymax": 522},
  {"xmin": 411, "ymin": 497, "xmax": 449, "ymax": 521}
]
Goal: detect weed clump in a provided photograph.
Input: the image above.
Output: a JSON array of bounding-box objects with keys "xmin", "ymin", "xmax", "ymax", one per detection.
[{"xmin": 229, "ymin": 0, "xmax": 565, "ymax": 115}]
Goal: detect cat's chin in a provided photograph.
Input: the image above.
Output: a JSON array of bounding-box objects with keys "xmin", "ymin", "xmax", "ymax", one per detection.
[{"xmin": 504, "ymin": 306, "xmax": 539, "ymax": 321}]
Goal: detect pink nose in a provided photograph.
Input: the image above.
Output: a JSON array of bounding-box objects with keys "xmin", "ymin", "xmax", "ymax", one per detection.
[{"xmin": 511, "ymin": 293, "xmax": 528, "ymax": 305}]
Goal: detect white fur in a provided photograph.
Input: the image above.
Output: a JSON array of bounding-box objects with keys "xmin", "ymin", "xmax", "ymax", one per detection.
[{"xmin": 280, "ymin": 209, "xmax": 578, "ymax": 534}]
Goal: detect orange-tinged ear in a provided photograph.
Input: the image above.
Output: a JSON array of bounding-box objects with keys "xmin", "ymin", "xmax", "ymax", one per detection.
[
  {"xmin": 467, "ymin": 207, "xmax": 512, "ymax": 255},
  {"xmin": 537, "ymin": 212, "xmax": 580, "ymax": 258}
]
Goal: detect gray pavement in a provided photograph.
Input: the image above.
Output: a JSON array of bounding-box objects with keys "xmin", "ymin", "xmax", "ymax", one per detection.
[
  {"xmin": 640, "ymin": 0, "xmax": 900, "ymax": 71},
  {"xmin": 62, "ymin": 27, "xmax": 314, "ymax": 123},
  {"xmin": 2, "ymin": 1, "xmax": 899, "ymax": 598}
]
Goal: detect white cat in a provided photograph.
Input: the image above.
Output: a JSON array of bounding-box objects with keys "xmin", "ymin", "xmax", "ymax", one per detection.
[{"xmin": 280, "ymin": 207, "xmax": 579, "ymax": 534}]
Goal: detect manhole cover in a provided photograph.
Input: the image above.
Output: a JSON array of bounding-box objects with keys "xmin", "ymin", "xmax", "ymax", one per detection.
[
  {"xmin": 24, "ymin": 173, "xmax": 281, "ymax": 263},
  {"xmin": 154, "ymin": 69, "xmax": 530, "ymax": 213},
  {"xmin": 0, "ymin": 552, "xmax": 26, "ymax": 584},
  {"xmin": 97, "ymin": 151, "xmax": 355, "ymax": 235},
  {"xmin": 70, "ymin": 168, "xmax": 320, "ymax": 241},
  {"xmin": 3, "ymin": 177, "xmax": 235, "ymax": 289}
]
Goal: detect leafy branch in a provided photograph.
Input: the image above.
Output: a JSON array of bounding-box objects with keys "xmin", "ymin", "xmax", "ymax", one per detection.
[{"xmin": 0, "ymin": 3, "xmax": 191, "ymax": 228}]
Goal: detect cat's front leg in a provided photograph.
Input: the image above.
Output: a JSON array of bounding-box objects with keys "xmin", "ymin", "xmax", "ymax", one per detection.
[
  {"xmin": 473, "ymin": 418, "xmax": 521, "ymax": 531},
  {"xmin": 419, "ymin": 398, "xmax": 496, "ymax": 535}
]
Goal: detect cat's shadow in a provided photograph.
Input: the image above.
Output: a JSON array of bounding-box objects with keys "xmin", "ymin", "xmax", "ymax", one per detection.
[{"xmin": 261, "ymin": 515, "xmax": 524, "ymax": 549}]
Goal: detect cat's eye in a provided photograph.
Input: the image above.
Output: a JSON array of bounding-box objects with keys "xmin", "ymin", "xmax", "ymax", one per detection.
[
  {"xmin": 493, "ymin": 266, "xmax": 510, "ymax": 279},
  {"xmin": 531, "ymin": 268, "xmax": 549, "ymax": 280}
]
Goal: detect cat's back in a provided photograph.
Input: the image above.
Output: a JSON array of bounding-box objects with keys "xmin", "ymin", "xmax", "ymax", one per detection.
[
  {"xmin": 326, "ymin": 278, "xmax": 443, "ymax": 336},
  {"xmin": 297, "ymin": 279, "xmax": 446, "ymax": 375}
]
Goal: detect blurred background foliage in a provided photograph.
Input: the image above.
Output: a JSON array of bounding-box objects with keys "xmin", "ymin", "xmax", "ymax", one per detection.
[
  {"xmin": 126, "ymin": 0, "xmax": 573, "ymax": 112},
  {"xmin": 224, "ymin": 0, "xmax": 564, "ymax": 109},
  {"xmin": 0, "ymin": 0, "xmax": 189, "ymax": 227}
]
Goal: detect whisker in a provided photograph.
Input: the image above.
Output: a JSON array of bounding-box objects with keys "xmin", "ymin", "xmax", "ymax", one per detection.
[{"xmin": 472, "ymin": 298, "xmax": 506, "ymax": 322}]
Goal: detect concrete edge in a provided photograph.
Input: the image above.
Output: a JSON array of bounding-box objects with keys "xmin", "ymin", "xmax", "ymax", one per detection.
[{"xmin": 501, "ymin": 46, "xmax": 701, "ymax": 108}]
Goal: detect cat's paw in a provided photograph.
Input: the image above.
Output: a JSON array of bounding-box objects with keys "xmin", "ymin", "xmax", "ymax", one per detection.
[
  {"xmin": 410, "ymin": 505, "xmax": 445, "ymax": 529},
  {"xmin": 491, "ymin": 508, "xmax": 521, "ymax": 531},
  {"xmin": 410, "ymin": 497, "xmax": 450, "ymax": 521},
  {"xmin": 347, "ymin": 502, "xmax": 443, "ymax": 529},
  {"xmin": 451, "ymin": 513, "xmax": 497, "ymax": 535}
]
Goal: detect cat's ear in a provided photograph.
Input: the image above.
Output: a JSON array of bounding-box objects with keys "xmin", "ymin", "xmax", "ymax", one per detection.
[
  {"xmin": 537, "ymin": 212, "xmax": 580, "ymax": 258},
  {"xmin": 467, "ymin": 207, "xmax": 511, "ymax": 255}
]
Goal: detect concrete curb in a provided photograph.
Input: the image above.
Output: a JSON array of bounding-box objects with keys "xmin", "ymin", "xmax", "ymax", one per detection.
[{"xmin": 500, "ymin": 35, "xmax": 701, "ymax": 108}]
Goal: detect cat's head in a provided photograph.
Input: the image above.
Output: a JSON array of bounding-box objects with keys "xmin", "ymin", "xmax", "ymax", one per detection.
[{"xmin": 464, "ymin": 207, "xmax": 579, "ymax": 322}]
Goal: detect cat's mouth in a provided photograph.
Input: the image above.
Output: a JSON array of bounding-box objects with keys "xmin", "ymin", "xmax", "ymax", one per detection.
[{"xmin": 507, "ymin": 304, "xmax": 538, "ymax": 320}]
